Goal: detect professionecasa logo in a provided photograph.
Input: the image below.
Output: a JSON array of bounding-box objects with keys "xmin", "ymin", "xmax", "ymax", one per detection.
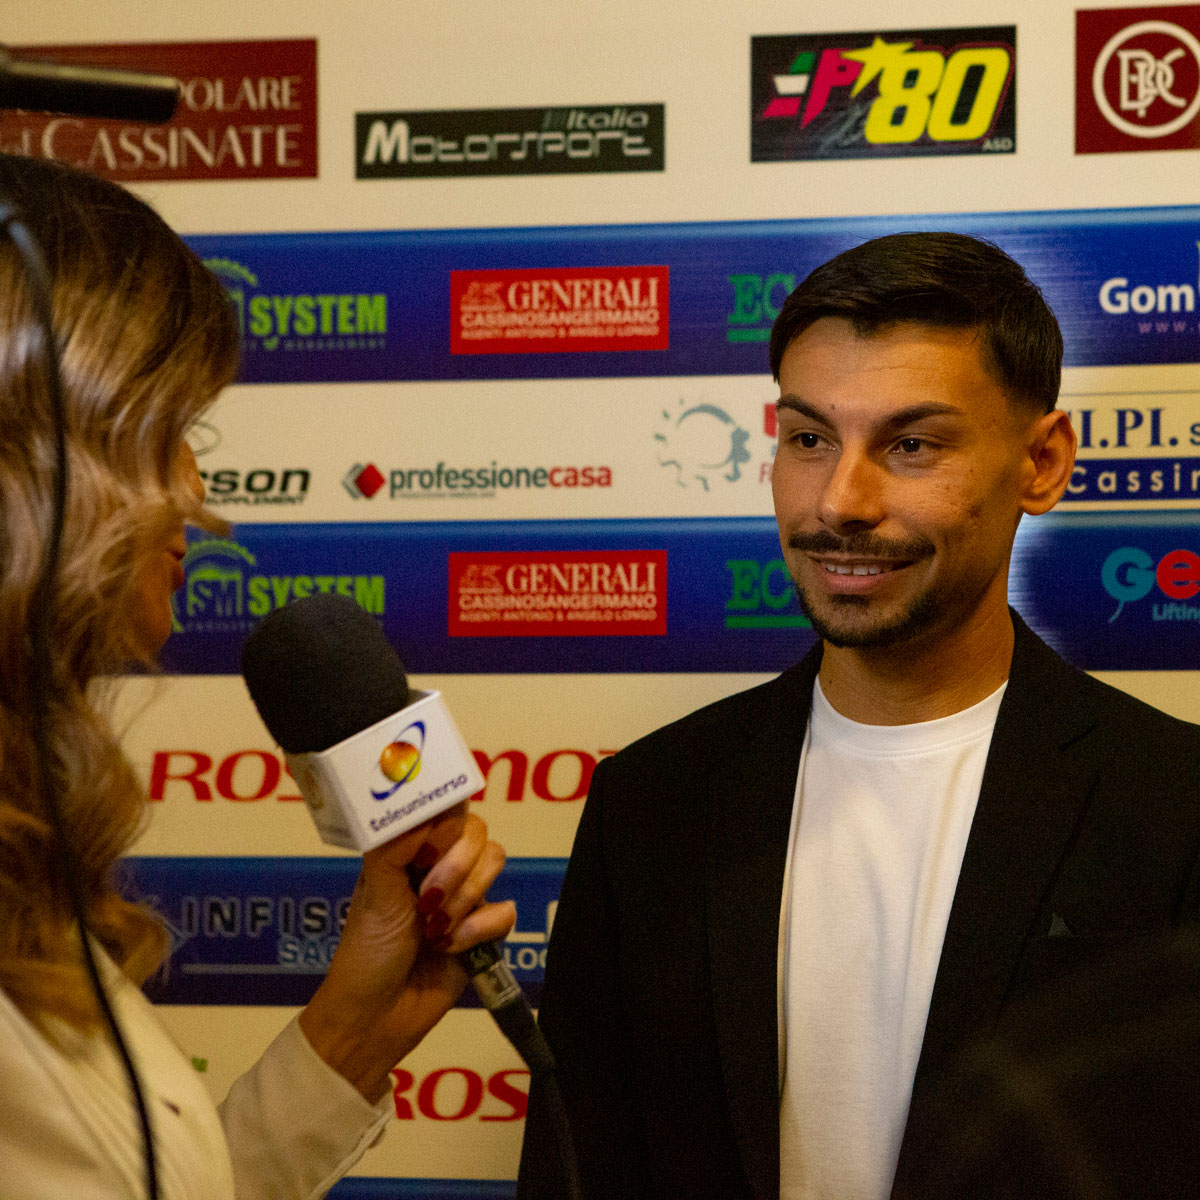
[
  {"xmin": 751, "ymin": 25, "xmax": 1016, "ymax": 160},
  {"xmin": 1077, "ymin": 8, "xmax": 1200, "ymax": 153},
  {"xmin": 654, "ymin": 398, "xmax": 751, "ymax": 490},
  {"xmin": 203, "ymin": 257, "xmax": 387, "ymax": 356},
  {"xmin": 1102, "ymin": 545, "xmax": 1200, "ymax": 623},
  {"xmin": 343, "ymin": 459, "xmax": 613, "ymax": 499},
  {"xmin": 371, "ymin": 721, "xmax": 425, "ymax": 800},
  {"xmin": 173, "ymin": 537, "xmax": 385, "ymax": 635}
]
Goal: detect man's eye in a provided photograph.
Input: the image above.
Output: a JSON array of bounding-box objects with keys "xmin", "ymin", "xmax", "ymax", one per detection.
[
  {"xmin": 796, "ymin": 432, "xmax": 821, "ymax": 448},
  {"xmin": 896, "ymin": 437, "xmax": 927, "ymax": 454}
]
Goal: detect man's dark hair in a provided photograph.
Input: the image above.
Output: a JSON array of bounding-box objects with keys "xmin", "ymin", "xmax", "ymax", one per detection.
[{"xmin": 768, "ymin": 232, "xmax": 1063, "ymax": 414}]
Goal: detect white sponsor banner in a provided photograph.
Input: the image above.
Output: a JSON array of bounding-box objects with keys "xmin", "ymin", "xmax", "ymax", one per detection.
[
  {"xmin": 118, "ymin": 672, "xmax": 772, "ymax": 858},
  {"xmin": 157, "ymin": 1005, "xmax": 526, "ymax": 1180},
  {"xmin": 195, "ymin": 364, "xmax": 1200, "ymax": 523},
  {"xmin": 193, "ymin": 375, "xmax": 779, "ymax": 522}
]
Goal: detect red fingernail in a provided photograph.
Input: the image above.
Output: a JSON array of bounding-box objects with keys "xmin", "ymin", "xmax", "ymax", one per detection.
[
  {"xmin": 417, "ymin": 887, "xmax": 444, "ymax": 917},
  {"xmin": 424, "ymin": 910, "xmax": 451, "ymax": 940},
  {"xmin": 411, "ymin": 843, "xmax": 438, "ymax": 872}
]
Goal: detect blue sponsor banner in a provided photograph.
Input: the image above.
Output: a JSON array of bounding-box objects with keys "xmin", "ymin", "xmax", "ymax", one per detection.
[
  {"xmin": 1012, "ymin": 509, "xmax": 1200, "ymax": 670},
  {"xmin": 186, "ymin": 205, "xmax": 1200, "ymax": 384},
  {"xmin": 162, "ymin": 518, "xmax": 816, "ymax": 676},
  {"xmin": 128, "ymin": 856, "xmax": 562, "ymax": 1007},
  {"xmin": 160, "ymin": 512, "xmax": 1200, "ymax": 675},
  {"xmin": 327, "ymin": 1182, "xmax": 512, "ymax": 1199}
]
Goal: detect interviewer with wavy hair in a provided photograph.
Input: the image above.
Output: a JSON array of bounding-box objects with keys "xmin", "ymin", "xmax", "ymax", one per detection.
[{"xmin": 0, "ymin": 152, "xmax": 515, "ymax": 1200}]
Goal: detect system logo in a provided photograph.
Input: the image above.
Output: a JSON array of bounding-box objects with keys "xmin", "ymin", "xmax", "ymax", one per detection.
[
  {"xmin": 172, "ymin": 537, "xmax": 385, "ymax": 635},
  {"xmin": 751, "ymin": 26, "xmax": 1016, "ymax": 160},
  {"xmin": 371, "ymin": 721, "xmax": 425, "ymax": 800},
  {"xmin": 1077, "ymin": 8, "xmax": 1200, "ymax": 153},
  {"xmin": 449, "ymin": 550, "xmax": 667, "ymax": 637},
  {"xmin": 654, "ymin": 398, "xmax": 751, "ymax": 490},
  {"xmin": 0, "ymin": 39, "xmax": 317, "ymax": 181},
  {"xmin": 450, "ymin": 266, "xmax": 668, "ymax": 355},
  {"xmin": 1102, "ymin": 545, "xmax": 1200, "ymax": 622},
  {"xmin": 203, "ymin": 257, "xmax": 387, "ymax": 357},
  {"xmin": 343, "ymin": 459, "xmax": 612, "ymax": 499},
  {"xmin": 356, "ymin": 103, "xmax": 664, "ymax": 177}
]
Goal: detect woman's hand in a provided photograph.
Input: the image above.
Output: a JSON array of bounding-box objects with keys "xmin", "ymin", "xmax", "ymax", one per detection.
[{"xmin": 297, "ymin": 806, "xmax": 515, "ymax": 1102}]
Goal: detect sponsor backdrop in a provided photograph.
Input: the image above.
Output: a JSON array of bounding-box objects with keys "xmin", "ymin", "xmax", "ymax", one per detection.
[{"xmin": 8, "ymin": 1, "xmax": 1200, "ymax": 1194}]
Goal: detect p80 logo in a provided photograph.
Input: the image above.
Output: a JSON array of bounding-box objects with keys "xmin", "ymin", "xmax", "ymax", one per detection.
[{"xmin": 752, "ymin": 26, "xmax": 1016, "ymax": 160}]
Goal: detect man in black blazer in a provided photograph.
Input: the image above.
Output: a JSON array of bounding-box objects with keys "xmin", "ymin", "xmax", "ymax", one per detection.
[{"xmin": 517, "ymin": 234, "xmax": 1200, "ymax": 1199}]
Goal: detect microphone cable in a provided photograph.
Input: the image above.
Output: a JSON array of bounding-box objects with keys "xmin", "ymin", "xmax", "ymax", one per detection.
[{"xmin": 0, "ymin": 202, "xmax": 160, "ymax": 1200}]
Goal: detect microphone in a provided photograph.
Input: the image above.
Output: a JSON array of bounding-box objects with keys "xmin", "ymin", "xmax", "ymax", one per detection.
[
  {"xmin": 240, "ymin": 593, "xmax": 553, "ymax": 1073},
  {"xmin": 0, "ymin": 45, "xmax": 178, "ymax": 122}
]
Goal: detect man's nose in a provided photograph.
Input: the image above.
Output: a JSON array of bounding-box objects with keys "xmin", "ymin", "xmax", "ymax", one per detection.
[{"xmin": 817, "ymin": 448, "xmax": 884, "ymax": 532}]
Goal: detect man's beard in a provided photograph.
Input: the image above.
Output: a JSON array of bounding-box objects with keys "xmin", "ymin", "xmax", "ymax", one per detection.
[{"xmin": 787, "ymin": 529, "xmax": 941, "ymax": 650}]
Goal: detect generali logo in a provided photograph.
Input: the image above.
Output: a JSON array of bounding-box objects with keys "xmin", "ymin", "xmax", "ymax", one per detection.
[
  {"xmin": 448, "ymin": 550, "xmax": 667, "ymax": 637},
  {"xmin": 1077, "ymin": 7, "xmax": 1200, "ymax": 153},
  {"xmin": 0, "ymin": 39, "xmax": 318, "ymax": 181},
  {"xmin": 450, "ymin": 265, "xmax": 669, "ymax": 355}
]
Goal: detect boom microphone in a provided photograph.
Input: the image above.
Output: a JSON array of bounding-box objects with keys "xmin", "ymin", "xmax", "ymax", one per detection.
[
  {"xmin": 240, "ymin": 593, "xmax": 553, "ymax": 1074},
  {"xmin": 0, "ymin": 45, "xmax": 178, "ymax": 122}
]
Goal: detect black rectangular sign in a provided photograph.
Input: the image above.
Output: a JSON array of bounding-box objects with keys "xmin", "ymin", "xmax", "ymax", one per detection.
[{"xmin": 356, "ymin": 103, "xmax": 665, "ymax": 177}]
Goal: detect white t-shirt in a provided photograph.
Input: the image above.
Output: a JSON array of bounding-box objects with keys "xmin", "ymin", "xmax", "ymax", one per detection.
[{"xmin": 778, "ymin": 677, "xmax": 1006, "ymax": 1200}]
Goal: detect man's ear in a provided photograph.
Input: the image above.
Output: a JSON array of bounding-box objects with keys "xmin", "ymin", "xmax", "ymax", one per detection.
[{"xmin": 1020, "ymin": 409, "xmax": 1076, "ymax": 516}]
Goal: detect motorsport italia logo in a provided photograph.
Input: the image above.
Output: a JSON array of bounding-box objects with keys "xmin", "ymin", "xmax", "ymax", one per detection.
[
  {"xmin": 203, "ymin": 257, "xmax": 387, "ymax": 356},
  {"xmin": 751, "ymin": 25, "xmax": 1016, "ymax": 160}
]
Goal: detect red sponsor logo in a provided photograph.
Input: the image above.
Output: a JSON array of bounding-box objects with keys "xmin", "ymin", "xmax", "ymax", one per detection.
[
  {"xmin": 449, "ymin": 550, "xmax": 667, "ymax": 637},
  {"xmin": 390, "ymin": 1065, "xmax": 528, "ymax": 1122},
  {"xmin": 1076, "ymin": 7, "xmax": 1200, "ymax": 153},
  {"xmin": 148, "ymin": 747, "xmax": 614, "ymax": 803},
  {"xmin": 1, "ymin": 40, "xmax": 317, "ymax": 180},
  {"xmin": 450, "ymin": 265, "xmax": 668, "ymax": 354}
]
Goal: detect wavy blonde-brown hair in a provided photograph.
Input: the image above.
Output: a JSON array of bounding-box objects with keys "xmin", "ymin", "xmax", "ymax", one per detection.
[{"xmin": 0, "ymin": 153, "xmax": 239, "ymax": 1028}]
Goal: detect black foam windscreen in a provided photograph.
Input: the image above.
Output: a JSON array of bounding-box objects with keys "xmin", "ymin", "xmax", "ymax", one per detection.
[{"xmin": 241, "ymin": 593, "xmax": 410, "ymax": 754}]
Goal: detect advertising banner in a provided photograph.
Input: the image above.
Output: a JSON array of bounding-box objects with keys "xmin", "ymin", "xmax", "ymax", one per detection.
[
  {"xmin": 1076, "ymin": 6, "xmax": 1200, "ymax": 154},
  {"xmin": 161, "ymin": 518, "xmax": 813, "ymax": 675},
  {"xmin": 186, "ymin": 206, "xmax": 1200, "ymax": 385},
  {"xmin": 161, "ymin": 512, "xmax": 1200, "ymax": 677},
  {"xmin": 3, "ymin": 39, "xmax": 318, "ymax": 181},
  {"xmin": 130, "ymin": 856, "xmax": 563, "ymax": 1007},
  {"xmin": 751, "ymin": 25, "xmax": 1016, "ymax": 160},
  {"xmin": 356, "ymin": 103, "xmax": 664, "ymax": 178}
]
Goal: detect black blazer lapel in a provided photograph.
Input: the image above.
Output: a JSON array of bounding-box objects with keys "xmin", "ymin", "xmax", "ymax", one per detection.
[
  {"xmin": 894, "ymin": 614, "xmax": 1101, "ymax": 1185},
  {"xmin": 705, "ymin": 648, "xmax": 820, "ymax": 1199}
]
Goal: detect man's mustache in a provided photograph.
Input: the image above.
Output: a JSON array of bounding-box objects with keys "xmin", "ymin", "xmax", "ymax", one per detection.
[{"xmin": 786, "ymin": 530, "xmax": 935, "ymax": 560}]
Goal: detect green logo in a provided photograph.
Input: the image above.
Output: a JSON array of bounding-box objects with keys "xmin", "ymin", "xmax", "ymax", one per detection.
[
  {"xmin": 204, "ymin": 257, "xmax": 387, "ymax": 353},
  {"xmin": 724, "ymin": 558, "xmax": 810, "ymax": 629},
  {"xmin": 726, "ymin": 272, "xmax": 796, "ymax": 344}
]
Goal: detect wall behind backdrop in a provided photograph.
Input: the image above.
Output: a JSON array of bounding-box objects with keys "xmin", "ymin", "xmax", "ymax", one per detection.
[{"xmin": 6, "ymin": 2, "xmax": 1200, "ymax": 1195}]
